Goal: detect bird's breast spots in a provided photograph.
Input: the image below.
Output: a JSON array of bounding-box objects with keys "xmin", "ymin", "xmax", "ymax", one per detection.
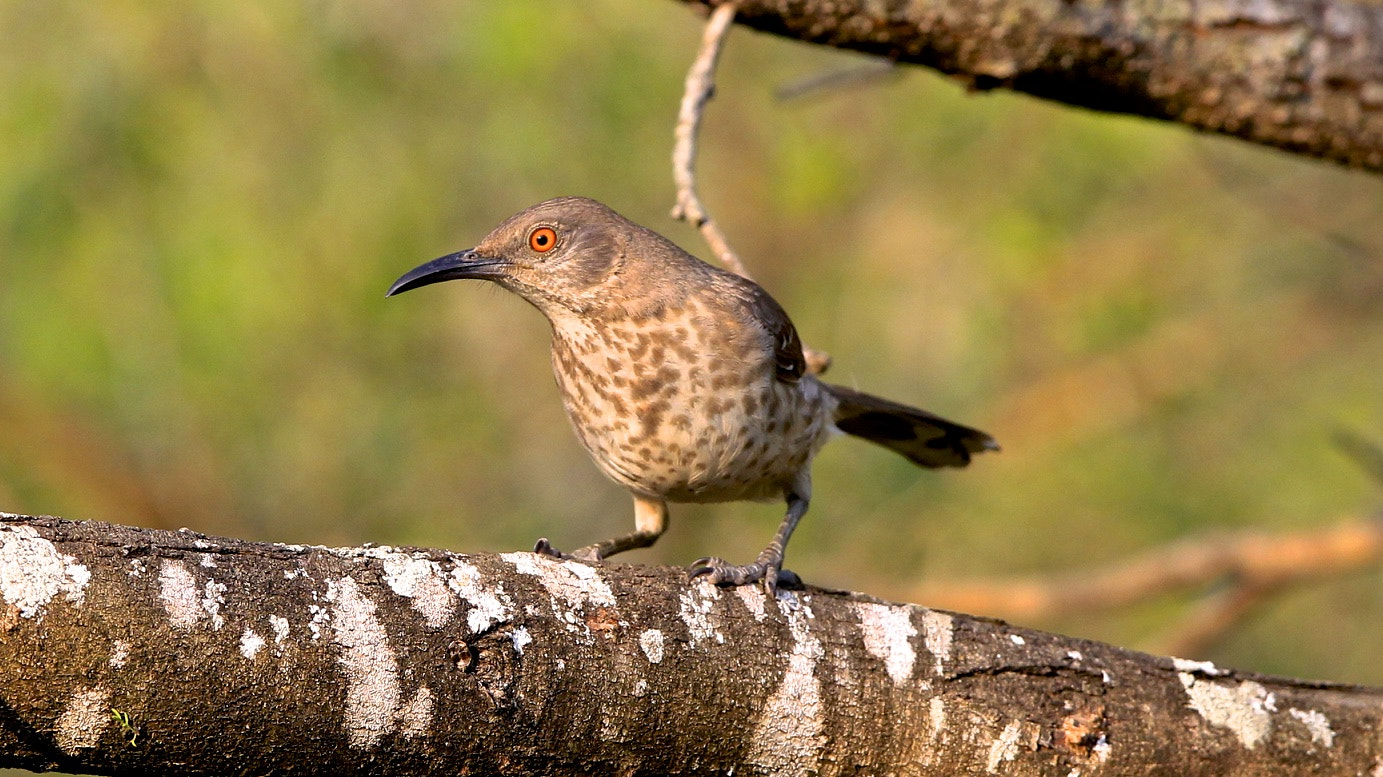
[
  {"xmin": 630, "ymin": 366, "xmax": 679, "ymax": 401},
  {"xmin": 703, "ymin": 396, "xmax": 733, "ymax": 416},
  {"xmin": 638, "ymin": 398, "xmax": 671, "ymax": 439},
  {"xmin": 628, "ymin": 332, "xmax": 652, "ymax": 361},
  {"xmin": 741, "ymin": 393, "xmax": 760, "ymax": 416},
  {"xmin": 606, "ymin": 393, "xmax": 628, "ymax": 417},
  {"xmin": 709, "ymin": 372, "xmax": 739, "ymax": 392}
]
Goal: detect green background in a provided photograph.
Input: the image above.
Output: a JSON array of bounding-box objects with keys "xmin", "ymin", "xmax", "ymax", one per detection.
[{"xmin": 2, "ymin": 0, "xmax": 1382, "ymax": 697}]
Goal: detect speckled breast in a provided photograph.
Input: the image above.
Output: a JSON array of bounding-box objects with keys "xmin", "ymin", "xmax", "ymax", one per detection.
[{"xmin": 546, "ymin": 302, "xmax": 833, "ymax": 503}]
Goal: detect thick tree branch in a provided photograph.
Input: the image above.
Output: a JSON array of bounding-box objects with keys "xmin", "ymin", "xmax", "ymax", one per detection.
[
  {"xmin": 2, "ymin": 513, "xmax": 1382, "ymax": 775},
  {"xmin": 671, "ymin": 0, "xmax": 1383, "ymax": 172}
]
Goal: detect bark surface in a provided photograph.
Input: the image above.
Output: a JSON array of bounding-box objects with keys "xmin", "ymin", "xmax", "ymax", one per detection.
[
  {"xmin": 1, "ymin": 513, "xmax": 1380, "ymax": 775},
  {"xmin": 672, "ymin": 0, "xmax": 1383, "ymax": 171}
]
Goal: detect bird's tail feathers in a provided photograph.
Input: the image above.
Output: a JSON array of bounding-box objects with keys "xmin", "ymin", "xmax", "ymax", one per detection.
[{"xmin": 824, "ymin": 383, "xmax": 998, "ymax": 469}]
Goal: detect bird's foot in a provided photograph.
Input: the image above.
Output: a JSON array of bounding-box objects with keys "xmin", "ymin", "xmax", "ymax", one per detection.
[
  {"xmin": 531, "ymin": 538, "xmax": 602, "ymax": 562},
  {"xmin": 687, "ymin": 554, "xmax": 802, "ymax": 596}
]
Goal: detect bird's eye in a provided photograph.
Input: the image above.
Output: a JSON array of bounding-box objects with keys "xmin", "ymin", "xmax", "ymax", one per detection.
[{"xmin": 529, "ymin": 227, "xmax": 557, "ymax": 253}]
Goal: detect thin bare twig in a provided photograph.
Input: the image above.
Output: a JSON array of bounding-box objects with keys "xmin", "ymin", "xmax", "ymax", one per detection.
[
  {"xmin": 775, "ymin": 60, "xmax": 898, "ymax": 102},
  {"xmin": 670, "ymin": 1, "xmax": 832, "ymax": 374},
  {"xmin": 671, "ymin": 2, "xmax": 746, "ymax": 277}
]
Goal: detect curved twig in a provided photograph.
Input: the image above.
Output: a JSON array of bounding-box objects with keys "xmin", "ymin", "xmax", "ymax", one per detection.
[{"xmin": 670, "ymin": 2, "xmax": 833, "ymax": 374}]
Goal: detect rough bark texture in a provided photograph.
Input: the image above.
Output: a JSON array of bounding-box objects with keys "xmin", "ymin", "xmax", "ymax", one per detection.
[
  {"xmin": 2, "ymin": 513, "xmax": 1381, "ymax": 775},
  {"xmin": 672, "ymin": 0, "xmax": 1383, "ymax": 171}
]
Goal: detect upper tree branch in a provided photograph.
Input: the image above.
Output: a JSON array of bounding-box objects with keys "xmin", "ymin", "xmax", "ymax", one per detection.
[
  {"xmin": 3, "ymin": 513, "xmax": 1383, "ymax": 775},
  {"xmin": 671, "ymin": 0, "xmax": 1383, "ymax": 172}
]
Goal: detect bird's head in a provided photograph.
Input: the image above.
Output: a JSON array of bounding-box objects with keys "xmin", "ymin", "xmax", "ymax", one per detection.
[{"xmin": 387, "ymin": 197, "xmax": 645, "ymax": 316}]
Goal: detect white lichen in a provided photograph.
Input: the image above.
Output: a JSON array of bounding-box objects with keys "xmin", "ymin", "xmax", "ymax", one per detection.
[
  {"xmin": 202, "ymin": 578, "xmax": 226, "ymax": 631},
  {"xmin": 1173, "ymin": 657, "xmax": 1223, "ymax": 676},
  {"xmin": 929, "ymin": 696, "xmax": 947, "ymax": 742},
  {"xmin": 55, "ymin": 686, "xmax": 110, "ymax": 752},
  {"xmin": 986, "ymin": 720, "xmax": 1025, "ymax": 772},
  {"xmin": 1180, "ymin": 674, "xmax": 1273, "ymax": 748},
  {"xmin": 378, "ymin": 550, "xmax": 456, "ymax": 629},
  {"xmin": 503, "ymin": 553, "xmax": 614, "ymax": 641},
  {"xmin": 733, "ymin": 584, "xmax": 767, "ymax": 621},
  {"xmin": 854, "ymin": 601, "xmax": 917, "ymax": 684},
  {"xmin": 920, "ymin": 609, "xmax": 954, "ymax": 674},
  {"xmin": 747, "ymin": 593, "xmax": 825, "ymax": 776},
  {"xmin": 326, "ymin": 576, "xmax": 400, "ymax": 749},
  {"xmin": 448, "ymin": 560, "xmax": 514, "ymax": 633},
  {"xmin": 240, "ymin": 628, "xmax": 266, "ymax": 660},
  {"xmin": 1289, "ymin": 707, "xmax": 1335, "ymax": 747},
  {"xmin": 269, "ymin": 614, "xmax": 290, "ymax": 644},
  {"xmin": 109, "ymin": 640, "xmax": 130, "ymax": 669},
  {"xmin": 511, "ymin": 625, "xmax": 532, "ymax": 655},
  {"xmin": 678, "ymin": 581, "xmax": 724, "ymax": 647},
  {"xmin": 307, "ymin": 604, "xmax": 329, "ymax": 640},
  {"xmin": 639, "ymin": 628, "xmax": 665, "ymax": 664},
  {"xmin": 0, "ymin": 525, "xmax": 91, "ymax": 618},
  {"xmin": 397, "ymin": 686, "xmax": 434, "ymax": 739},
  {"xmin": 159, "ymin": 560, "xmax": 202, "ymax": 629}
]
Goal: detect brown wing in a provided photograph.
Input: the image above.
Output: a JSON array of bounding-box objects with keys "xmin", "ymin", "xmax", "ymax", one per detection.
[{"xmin": 750, "ymin": 290, "xmax": 806, "ymax": 384}]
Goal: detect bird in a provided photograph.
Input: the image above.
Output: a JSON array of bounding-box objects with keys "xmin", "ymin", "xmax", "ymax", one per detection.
[{"xmin": 387, "ymin": 197, "xmax": 997, "ymax": 594}]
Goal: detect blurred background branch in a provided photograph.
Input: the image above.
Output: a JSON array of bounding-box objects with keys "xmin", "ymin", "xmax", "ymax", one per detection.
[{"xmin": 916, "ymin": 514, "xmax": 1383, "ymax": 655}]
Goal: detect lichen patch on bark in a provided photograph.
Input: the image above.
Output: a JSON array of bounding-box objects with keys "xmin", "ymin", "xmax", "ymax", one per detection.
[
  {"xmin": 747, "ymin": 592, "xmax": 826, "ymax": 776},
  {"xmin": 326, "ymin": 576, "xmax": 401, "ymax": 749},
  {"xmin": 639, "ymin": 628, "xmax": 665, "ymax": 663},
  {"xmin": 1289, "ymin": 707, "xmax": 1335, "ymax": 747},
  {"xmin": 374, "ymin": 549, "xmax": 457, "ymax": 629},
  {"xmin": 158, "ymin": 560, "xmax": 202, "ymax": 629},
  {"xmin": 920, "ymin": 609, "xmax": 954, "ymax": 674},
  {"xmin": 448, "ymin": 560, "xmax": 513, "ymax": 633},
  {"xmin": 1180, "ymin": 674, "xmax": 1274, "ymax": 748},
  {"xmin": 733, "ymin": 584, "xmax": 768, "ymax": 621},
  {"xmin": 504, "ymin": 552, "xmax": 615, "ymax": 642},
  {"xmin": 854, "ymin": 601, "xmax": 917, "ymax": 684},
  {"xmin": 678, "ymin": 579, "xmax": 724, "ymax": 646},
  {"xmin": 0, "ymin": 525, "xmax": 90, "ymax": 618},
  {"xmin": 55, "ymin": 685, "xmax": 110, "ymax": 753}
]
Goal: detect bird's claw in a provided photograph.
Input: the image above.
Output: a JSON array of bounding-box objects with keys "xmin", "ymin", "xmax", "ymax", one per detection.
[
  {"xmin": 532, "ymin": 538, "xmax": 602, "ymax": 562},
  {"xmin": 532, "ymin": 537, "xmax": 568, "ymax": 559},
  {"xmin": 688, "ymin": 555, "xmax": 799, "ymax": 596}
]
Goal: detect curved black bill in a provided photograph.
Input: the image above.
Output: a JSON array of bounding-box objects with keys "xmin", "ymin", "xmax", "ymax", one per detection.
[{"xmin": 386, "ymin": 250, "xmax": 508, "ymax": 297}]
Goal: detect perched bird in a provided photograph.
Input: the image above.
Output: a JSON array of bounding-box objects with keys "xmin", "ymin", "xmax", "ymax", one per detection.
[{"xmin": 388, "ymin": 197, "xmax": 996, "ymax": 593}]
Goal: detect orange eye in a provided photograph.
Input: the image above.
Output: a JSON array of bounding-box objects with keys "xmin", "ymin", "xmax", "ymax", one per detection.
[{"xmin": 529, "ymin": 227, "xmax": 557, "ymax": 253}]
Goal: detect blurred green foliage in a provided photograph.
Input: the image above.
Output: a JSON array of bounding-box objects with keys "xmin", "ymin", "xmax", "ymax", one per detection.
[{"xmin": 1, "ymin": 0, "xmax": 1381, "ymax": 688}]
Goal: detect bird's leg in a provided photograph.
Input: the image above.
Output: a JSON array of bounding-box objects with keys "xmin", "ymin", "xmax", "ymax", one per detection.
[
  {"xmin": 534, "ymin": 495, "xmax": 668, "ymax": 562},
  {"xmin": 689, "ymin": 491, "xmax": 809, "ymax": 596}
]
